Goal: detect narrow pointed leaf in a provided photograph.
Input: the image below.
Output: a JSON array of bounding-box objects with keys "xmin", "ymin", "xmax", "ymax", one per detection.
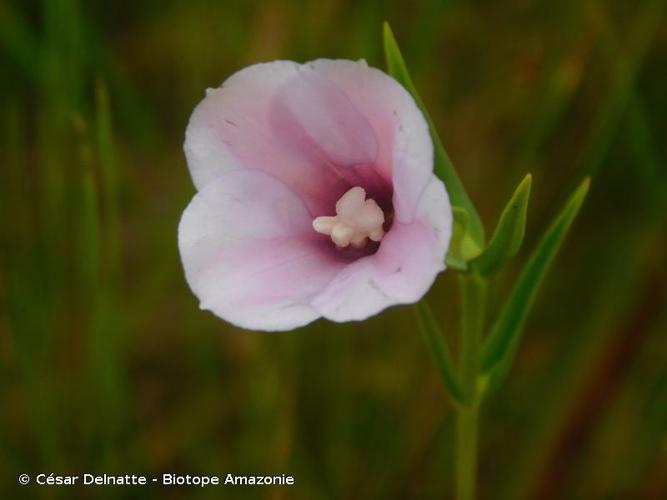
[
  {"xmin": 471, "ymin": 174, "xmax": 532, "ymax": 275},
  {"xmin": 383, "ymin": 22, "xmax": 485, "ymax": 246},
  {"xmin": 414, "ymin": 301, "xmax": 465, "ymax": 404},
  {"xmin": 481, "ymin": 178, "xmax": 591, "ymax": 378}
]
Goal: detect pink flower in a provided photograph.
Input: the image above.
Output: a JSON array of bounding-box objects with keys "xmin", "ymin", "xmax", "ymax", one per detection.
[{"xmin": 178, "ymin": 59, "xmax": 452, "ymax": 331}]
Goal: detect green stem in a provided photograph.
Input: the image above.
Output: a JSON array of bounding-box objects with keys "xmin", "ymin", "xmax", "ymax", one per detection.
[
  {"xmin": 456, "ymin": 273, "xmax": 487, "ymax": 500},
  {"xmin": 456, "ymin": 405, "xmax": 479, "ymax": 500}
]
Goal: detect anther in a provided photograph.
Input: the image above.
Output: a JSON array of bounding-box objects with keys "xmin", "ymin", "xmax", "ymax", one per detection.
[{"xmin": 313, "ymin": 187, "xmax": 385, "ymax": 248}]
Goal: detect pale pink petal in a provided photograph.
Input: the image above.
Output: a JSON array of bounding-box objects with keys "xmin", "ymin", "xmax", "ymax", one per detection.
[
  {"xmin": 412, "ymin": 176, "xmax": 453, "ymax": 251},
  {"xmin": 310, "ymin": 177, "xmax": 451, "ymax": 322},
  {"xmin": 178, "ymin": 170, "xmax": 345, "ymax": 331},
  {"xmin": 305, "ymin": 59, "xmax": 434, "ymax": 223},
  {"xmin": 184, "ymin": 61, "xmax": 351, "ymax": 215},
  {"xmin": 275, "ymin": 69, "xmax": 379, "ymax": 168}
]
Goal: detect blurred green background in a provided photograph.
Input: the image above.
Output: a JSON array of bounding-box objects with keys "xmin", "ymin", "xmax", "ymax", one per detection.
[{"xmin": 1, "ymin": 0, "xmax": 666, "ymax": 499}]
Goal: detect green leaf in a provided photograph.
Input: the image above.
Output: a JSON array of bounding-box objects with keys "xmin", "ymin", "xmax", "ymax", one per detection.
[
  {"xmin": 383, "ymin": 22, "xmax": 485, "ymax": 247},
  {"xmin": 414, "ymin": 301, "xmax": 465, "ymax": 405},
  {"xmin": 480, "ymin": 178, "xmax": 591, "ymax": 382},
  {"xmin": 471, "ymin": 174, "xmax": 532, "ymax": 275}
]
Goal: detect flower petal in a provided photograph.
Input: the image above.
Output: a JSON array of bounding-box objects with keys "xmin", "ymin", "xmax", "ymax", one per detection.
[
  {"xmin": 274, "ymin": 69, "xmax": 379, "ymax": 169},
  {"xmin": 178, "ymin": 170, "xmax": 344, "ymax": 331},
  {"xmin": 310, "ymin": 177, "xmax": 451, "ymax": 322},
  {"xmin": 304, "ymin": 59, "xmax": 435, "ymax": 223},
  {"xmin": 184, "ymin": 61, "xmax": 351, "ymax": 215}
]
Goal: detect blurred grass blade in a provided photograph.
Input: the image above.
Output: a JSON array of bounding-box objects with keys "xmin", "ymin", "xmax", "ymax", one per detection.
[
  {"xmin": 95, "ymin": 79, "xmax": 121, "ymax": 279},
  {"xmin": 383, "ymin": 22, "xmax": 485, "ymax": 246},
  {"xmin": 0, "ymin": 3, "xmax": 43, "ymax": 81},
  {"xmin": 414, "ymin": 301, "xmax": 465, "ymax": 404},
  {"xmin": 575, "ymin": 0, "xmax": 665, "ymax": 182},
  {"xmin": 480, "ymin": 178, "xmax": 591, "ymax": 378},
  {"xmin": 80, "ymin": 170, "xmax": 101, "ymax": 288},
  {"xmin": 471, "ymin": 174, "xmax": 532, "ymax": 275}
]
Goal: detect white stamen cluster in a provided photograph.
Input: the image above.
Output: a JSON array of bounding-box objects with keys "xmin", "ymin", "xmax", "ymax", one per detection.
[{"xmin": 312, "ymin": 187, "xmax": 385, "ymax": 248}]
